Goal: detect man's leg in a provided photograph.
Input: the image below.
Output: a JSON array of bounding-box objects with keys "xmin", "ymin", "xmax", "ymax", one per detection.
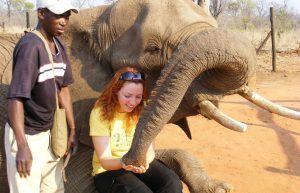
[
  {"xmin": 4, "ymin": 123, "xmax": 49, "ymax": 193},
  {"xmin": 40, "ymin": 137, "xmax": 64, "ymax": 193}
]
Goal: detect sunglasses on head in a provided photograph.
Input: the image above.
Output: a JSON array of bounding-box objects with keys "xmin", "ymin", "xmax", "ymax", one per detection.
[{"xmin": 119, "ymin": 72, "xmax": 145, "ymax": 81}]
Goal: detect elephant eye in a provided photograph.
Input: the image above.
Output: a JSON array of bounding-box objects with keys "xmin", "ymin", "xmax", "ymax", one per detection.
[{"xmin": 145, "ymin": 45, "xmax": 161, "ymax": 54}]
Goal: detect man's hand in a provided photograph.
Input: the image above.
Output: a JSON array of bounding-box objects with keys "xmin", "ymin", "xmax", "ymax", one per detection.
[
  {"xmin": 16, "ymin": 144, "xmax": 32, "ymax": 178},
  {"xmin": 58, "ymin": 87, "xmax": 77, "ymax": 156},
  {"xmin": 66, "ymin": 128, "xmax": 78, "ymax": 156},
  {"xmin": 8, "ymin": 99, "xmax": 32, "ymax": 178}
]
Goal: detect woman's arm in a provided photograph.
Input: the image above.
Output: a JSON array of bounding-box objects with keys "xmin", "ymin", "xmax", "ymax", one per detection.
[
  {"xmin": 92, "ymin": 136, "xmax": 148, "ymax": 173},
  {"xmin": 92, "ymin": 136, "xmax": 122, "ymax": 170}
]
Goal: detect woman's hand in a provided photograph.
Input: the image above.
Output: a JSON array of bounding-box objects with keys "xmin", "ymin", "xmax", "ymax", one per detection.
[
  {"xmin": 121, "ymin": 142, "xmax": 155, "ymax": 173},
  {"xmin": 120, "ymin": 158, "xmax": 146, "ymax": 174}
]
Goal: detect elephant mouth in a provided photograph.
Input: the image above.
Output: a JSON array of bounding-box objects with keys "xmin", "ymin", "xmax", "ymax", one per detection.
[{"xmin": 196, "ymin": 66, "xmax": 249, "ymax": 95}]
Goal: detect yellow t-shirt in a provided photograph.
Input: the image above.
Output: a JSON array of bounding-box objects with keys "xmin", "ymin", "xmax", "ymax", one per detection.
[{"xmin": 89, "ymin": 106, "xmax": 136, "ymax": 175}]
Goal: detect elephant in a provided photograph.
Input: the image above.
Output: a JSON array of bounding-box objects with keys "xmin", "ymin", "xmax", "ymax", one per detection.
[
  {"xmin": 63, "ymin": 0, "xmax": 299, "ymax": 164},
  {"xmin": 1, "ymin": 0, "xmax": 300, "ymax": 192},
  {"xmin": 0, "ymin": 33, "xmax": 24, "ymax": 193}
]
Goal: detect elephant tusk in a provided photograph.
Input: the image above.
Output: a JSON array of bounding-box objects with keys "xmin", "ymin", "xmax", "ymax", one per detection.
[
  {"xmin": 198, "ymin": 100, "xmax": 247, "ymax": 132},
  {"xmin": 239, "ymin": 86, "xmax": 300, "ymax": 120}
]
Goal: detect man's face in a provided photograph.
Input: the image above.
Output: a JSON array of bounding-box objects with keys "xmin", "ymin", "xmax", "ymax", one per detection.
[{"xmin": 39, "ymin": 8, "xmax": 71, "ymax": 36}]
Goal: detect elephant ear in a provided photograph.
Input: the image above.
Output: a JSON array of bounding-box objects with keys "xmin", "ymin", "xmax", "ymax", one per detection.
[{"xmin": 173, "ymin": 118, "xmax": 192, "ymax": 139}]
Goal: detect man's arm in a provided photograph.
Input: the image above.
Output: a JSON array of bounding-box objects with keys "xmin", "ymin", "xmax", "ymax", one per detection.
[
  {"xmin": 58, "ymin": 86, "xmax": 78, "ymax": 155},
  {"xmin": 8, "ymin": 98, "xmax": 32, "ymax": 178}
]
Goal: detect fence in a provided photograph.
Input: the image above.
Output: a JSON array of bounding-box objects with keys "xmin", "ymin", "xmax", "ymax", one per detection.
[
  {"xmin": 0, "ymin": 11, "xmax": 37, "ymax": 33},
  {"xmin": 256, "ymin": 7, "xmax": 277, "ymax": 71}
]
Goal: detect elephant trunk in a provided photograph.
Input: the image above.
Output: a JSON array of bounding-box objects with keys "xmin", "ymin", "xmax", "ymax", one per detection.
[
  {"xmin": 122, "ymin": 29, "xmax": 256, "ymax": 166},
  {"xmin": 155, "ymin": 149, "xmax": 233, "ymax": 193}
]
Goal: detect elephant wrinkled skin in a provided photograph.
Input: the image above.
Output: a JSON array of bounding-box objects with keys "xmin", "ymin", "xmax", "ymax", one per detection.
[{"xmin": 1, "ymin": 0, "xmax": 299, "ymax": 192}]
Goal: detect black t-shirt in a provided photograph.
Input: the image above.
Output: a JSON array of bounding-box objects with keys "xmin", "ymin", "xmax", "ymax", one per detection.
[{"xmin": 7, "ymin": 32, "xmax": 74, "ymax": 135}]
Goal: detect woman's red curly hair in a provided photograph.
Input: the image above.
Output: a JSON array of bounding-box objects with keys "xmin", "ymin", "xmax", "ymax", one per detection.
[{"xmin": 94, "ymin": 67, "xmax": 148, "ymax": 127}]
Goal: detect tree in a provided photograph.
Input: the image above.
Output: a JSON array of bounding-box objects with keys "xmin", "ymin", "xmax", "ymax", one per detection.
[
  {"xmin": 0, "ymin": 0, "xmax": 33, "ymax": 21},
  {"xmin": 73, "ymin": 0, "xmax": 111, "ymax": 9},
  {"xmin": 227, "ymin": 1, "xmax": 240, "ymax": 16},
  {"xmin": 1, "ymin": 0, "xmax": 12, "ymax": 18},
  {"xmin": 226, "ymin": 0, "xmax": 256, "ymax": 30},
  {"xmin": 256, "ymin": 0, "xmax": 268, "ymax": 17},
  {"xmin": 270, "ymin": 0, "xmax": 293, "ymax": 36},
  {"xmin": 209, "ymin": 0, "xmax": 228, "ymax": 19},
  {"xmin": 12, "ymin": 0, "xmax": 34, "ymax": 12}
]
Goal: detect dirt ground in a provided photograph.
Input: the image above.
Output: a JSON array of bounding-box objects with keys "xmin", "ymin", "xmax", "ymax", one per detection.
[{"xmin": 156, "ymin": 50, "xmax": 300, "ymax": 193}]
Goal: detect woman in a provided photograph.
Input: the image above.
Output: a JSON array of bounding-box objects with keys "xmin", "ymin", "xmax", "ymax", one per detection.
[{"xmin": 89, "ymin": 67, "xmax": 183, "ymax": 193}]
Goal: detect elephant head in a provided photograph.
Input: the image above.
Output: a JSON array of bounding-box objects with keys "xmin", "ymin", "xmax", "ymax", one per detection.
[{"xmin": 67, "ymin": 0, "xmax": 300, "ymax": 166}]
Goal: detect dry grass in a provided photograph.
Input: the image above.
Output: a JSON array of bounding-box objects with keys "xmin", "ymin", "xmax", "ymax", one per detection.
[
  {"xmin": 276, "ymin": 28, "xmax": 300, "ymax": 51},
  {"xmin": 1, "ymin": 21, "xmax": 300, "ymax": 53},
  {"xmin": 0, "ymin": 11, "xmax": 36, "ymax": 34},
  {"xmin": 234, "ymin": 28, "xmax": 300, "ymax": 52},
  {"xmin": 0, "ymin": 26, "xmax": 28, "ymax": 34}
]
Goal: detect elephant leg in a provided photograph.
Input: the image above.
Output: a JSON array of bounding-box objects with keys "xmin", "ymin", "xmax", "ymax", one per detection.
[
  {"xmin": 65, "ymin": 144, "xmax": 97, "ymax": 193},
  {"xmin": 155, "ymin": 149, "xmax": 233, "ymax": 193},
  {"xmin": 0, "ymin": 85, "xmax": 9, "ymax": 193}
]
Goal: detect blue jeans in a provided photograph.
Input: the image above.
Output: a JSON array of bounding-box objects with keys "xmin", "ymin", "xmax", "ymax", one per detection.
[{"xmin": 94, "ymin": 159, "xmax": 182, "ymax": 193}]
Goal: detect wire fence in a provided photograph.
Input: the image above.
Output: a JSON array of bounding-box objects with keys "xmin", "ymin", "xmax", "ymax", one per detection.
[{"xmin": 0, "ymin": 11, "xmax": 37, "ymax": 33}]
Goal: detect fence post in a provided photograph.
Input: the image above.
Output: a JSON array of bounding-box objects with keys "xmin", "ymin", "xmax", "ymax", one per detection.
[
  {"xmin": 26, "ymin": 11, "xmax": 30, "ymax": 29},
  {"xmin": 270, "ymin": 7, "xmax": 276, "ymax": 72},
  {"xmin": 256, "ymin": 31, "xmax": 271, "ymax": 54}
]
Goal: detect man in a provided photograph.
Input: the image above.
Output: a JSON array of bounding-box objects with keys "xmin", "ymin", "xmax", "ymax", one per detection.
[{"xmin": 5, "ymin": 0, "xmax": 78, "ymax": 192}]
